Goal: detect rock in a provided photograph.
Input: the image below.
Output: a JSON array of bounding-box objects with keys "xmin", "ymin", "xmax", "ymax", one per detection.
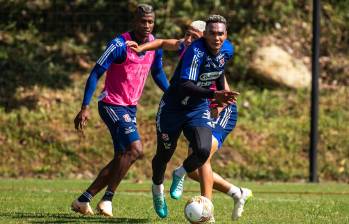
[{"xmin": 250, "ymin": 45, "xmax": 311, "ymax": 89}]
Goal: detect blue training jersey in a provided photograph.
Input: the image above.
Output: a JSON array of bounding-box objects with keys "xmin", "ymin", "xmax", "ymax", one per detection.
[{"xmin": 163, "ymin": 38, "xmax": 234, "ymax": 110}]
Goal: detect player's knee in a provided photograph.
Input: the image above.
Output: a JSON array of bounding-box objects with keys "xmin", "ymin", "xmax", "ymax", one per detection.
[
  {"xmin": 196, "ymin": 146, "xmax": 210, "ymax": 164},
  {"xmin": 129, "ymin": 145, "xmax": 144, "ymax": 161}
]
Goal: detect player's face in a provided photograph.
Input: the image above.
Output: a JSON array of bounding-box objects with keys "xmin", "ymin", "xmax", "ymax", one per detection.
[
  {"xmin": 183, "ymin": 27, "xmax": 203, "ymax": 47},
  {"xmin": 204, "ymin": 22, "xmax": 227, "ymax": 55},
  {"xmin": 134, "ymin": 14, "xmax": 155, "ymax": 41}
]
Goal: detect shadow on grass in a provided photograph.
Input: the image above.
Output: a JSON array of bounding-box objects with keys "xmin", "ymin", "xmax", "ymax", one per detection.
[{"xmin": 0, "ymin": 212, "xmax": 150, "ymax": 223}]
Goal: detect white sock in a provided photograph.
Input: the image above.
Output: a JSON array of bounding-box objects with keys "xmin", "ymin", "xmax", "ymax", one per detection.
[
  {"xmin": 152, "ymin": 183, "xmax": 164, "ymax": 195},
  {"xmin": 174, "ymin": 166, "xmax": 186, "ymax": 177},
  {"xmin": 227, "ymin": 185, "xmax": 242, "ymax": 199}
]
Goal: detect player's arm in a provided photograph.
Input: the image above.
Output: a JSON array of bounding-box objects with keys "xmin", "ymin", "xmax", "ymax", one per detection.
[
  {"xmin": 177, "ymin": 45, "xmax": 212, "ymax": 98},
  {"xmin": 150, "ymin": 48, "xmax": 169, "ymax": 92},
  {"xmin": 211, "ymin": 75, "xmax": 239, "ymax": 118},
  {"xmin": 127, "ymin": 39, "xmax": 181, "ymax": 52},
  {"xmin": 74, "ymin": 38, "xmax": 127, "ymax": 131},
  {"xmin": 214, "ymin": 42, "xmax": 239, "ymax": 105},
  {"xmin": 224, "ymin": 76, "xmax": 230, "ymax": 91}
]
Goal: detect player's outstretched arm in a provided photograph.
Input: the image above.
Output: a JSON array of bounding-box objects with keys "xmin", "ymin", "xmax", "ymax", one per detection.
[{"xmin": 127, "ymin": 39, "xmax": 180, "ymax": 52}]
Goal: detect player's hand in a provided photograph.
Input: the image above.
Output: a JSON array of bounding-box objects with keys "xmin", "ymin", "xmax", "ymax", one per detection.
[
  {"xmin": 210, "ymin": 106, "xmax": 224, "ymax": 119},
  {"xmin": 74, "ymin": 106, "xmax": 90, "ymax": 131},
  {"xmin": 210, "ymin": 107, "xmax": 219, "ymax": 119},
  {"xmin": 126, "ymin": 41, "xmax": 142, "ymax": 53},
  {"xmin": 213, "ymin": 90, "xmax": 240, "ymax": 106}
]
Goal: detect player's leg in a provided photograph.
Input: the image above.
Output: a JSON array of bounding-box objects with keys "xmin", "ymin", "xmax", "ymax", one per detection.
[
  {"xmin": 211, "ymin": 104, "xmax": 252, "ymax": 220},
  {"xmin": 151, "ymin": 130, "xmax": 180, "ymax": 218},
  {"xmin": 170, "ymin": 109, "xmax": 212, "ymax": 200},
  {"xmin": 171, "ymin": 126, "xmax": 212, "ymax": 200},
  {"xmin": 72, "ymin": 103, "xmax": 142, "ymax": 216},
  {"xmin": 96, "ymin": 105, "xmax": 142, "ymax": 216},
  {"xmin": 212, "ymin": 104, "xmax": 254, "ymax": 219},
  {"xmin": 71, "ymin": 102, "xmax": 117, "ymax": 215},
  {"xmin": 151, "ymin": 102, "xmax": 183, "ymax": 218},
  {"xmin": 187, "ymin": 136, "xmax": 247, "ymax": 200}
]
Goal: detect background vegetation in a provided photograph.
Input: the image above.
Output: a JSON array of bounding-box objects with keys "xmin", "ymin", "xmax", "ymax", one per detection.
[{"xmin": 0, "ymin": 0, "xmax": 348, "ymax": 181}]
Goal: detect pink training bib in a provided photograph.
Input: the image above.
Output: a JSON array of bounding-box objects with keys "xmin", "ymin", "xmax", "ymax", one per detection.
[{"xmin": 100, "ymin": 32, "xmax": 156, "ymax": 106}]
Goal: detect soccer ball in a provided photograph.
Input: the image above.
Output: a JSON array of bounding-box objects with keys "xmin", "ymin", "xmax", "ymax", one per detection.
[{"xmin": 184, "ymin": 196, "xmax": 214, "ymax": 223}]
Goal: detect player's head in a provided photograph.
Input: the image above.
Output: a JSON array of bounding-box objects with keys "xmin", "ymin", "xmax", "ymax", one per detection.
[
  {"xmin": 183, "ymin": 20, "xmax": 206, "ymax": 47},
  {"xmin": 204, "ymin": 15, "xmax": 227, "ymax": 54},
  {"xmin": 133, "ymin": 4, "xmax": 155, "ymax": 40}
]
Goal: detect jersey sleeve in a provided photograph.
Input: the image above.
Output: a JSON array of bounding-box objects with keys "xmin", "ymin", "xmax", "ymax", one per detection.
[
  {"xmin": 180, "ymin": 44, "xmax": 205, "ymax": 81},
  {"xmin": 81, "ymin": 64, "xmax": 106, "ymax": 106},
  {"xmin": 96, "ymin": 36, "xmax": 127, "ymax": 69},
  {"xmin": 151, "ymin": 48, "xmax": 169, "ymax": 92},
  {"xmin": 224, "ymin": 40, "xmax": 234, "ymax": 60},
  {"xmin": 177, "ymin": 40, "xmax": 186, "ymax": 56},
  {"xmin": 151, "ymin": 48, "xmax": 164, "ymax": 71}
]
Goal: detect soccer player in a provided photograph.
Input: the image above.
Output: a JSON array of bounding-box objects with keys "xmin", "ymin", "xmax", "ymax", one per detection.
[
  {"xmin": 71, "ymin": 4, "xmax": 169, "ymax": 217},
  {"xmin": 150, "ymin": 15, "xmax": 239, "ymax": 219},
  {"xmin": 128, "ymin": 20, "xmax": 252, "ymax": 220}
]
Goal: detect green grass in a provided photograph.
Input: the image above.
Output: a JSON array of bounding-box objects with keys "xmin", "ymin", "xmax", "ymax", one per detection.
[{"xmin": 0, "ymin": 179, "xmax": 348, "ymax": 224}]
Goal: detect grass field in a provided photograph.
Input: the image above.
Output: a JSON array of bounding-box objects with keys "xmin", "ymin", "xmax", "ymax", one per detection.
[{"xmin": 0, "ymin": 179, "xmax": 348, "ymax": 224}]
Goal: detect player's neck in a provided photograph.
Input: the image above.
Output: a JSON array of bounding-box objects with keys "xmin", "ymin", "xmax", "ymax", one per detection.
[
  {"xmin": 207, "ymin": 47, "xmax": 220, "ymax": 56},
  {"xmin": 132, "ymin": 31, "xmax": 149, "ymax": 44}
]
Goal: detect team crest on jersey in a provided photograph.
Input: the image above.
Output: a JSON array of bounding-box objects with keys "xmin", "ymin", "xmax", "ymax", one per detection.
[
  {"xmin": 219, "ymin": 58, "xmax": 225, "ymax": 67},
  {"xmin": 123, "ymin": 114, "xmax": 131, "ymax": 122}
]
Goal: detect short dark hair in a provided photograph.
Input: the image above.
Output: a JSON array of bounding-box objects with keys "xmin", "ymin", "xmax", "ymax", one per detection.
[
  {"xmin": 136, "ymin": 4, "xmax": 154, "ymax": 17},
  {"xmin": 205, "ymin": 15, "xmax": 227, "ymax": 26}
]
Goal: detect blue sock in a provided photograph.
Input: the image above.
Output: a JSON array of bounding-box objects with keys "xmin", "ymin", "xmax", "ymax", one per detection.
[
  {"xmin": 102, "ymin": 190, "xmax": 114, "ymax": 201},
  {"xmin": 78, "ymin": 191, "xmax": 93, "ymax": 202}
]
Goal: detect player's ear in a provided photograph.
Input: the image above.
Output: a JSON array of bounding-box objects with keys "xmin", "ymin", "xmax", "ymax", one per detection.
[{"xmin": 203, "ymin": 30, "xmax": 207, "ymax": 37}]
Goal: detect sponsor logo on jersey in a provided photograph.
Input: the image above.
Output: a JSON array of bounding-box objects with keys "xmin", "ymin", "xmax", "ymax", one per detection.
[
  {"xmin": 197, "ymin": 81, "xmax": 213, "ymax": 87},
  {"xmin": 199, "ymin": 71, "xmax": 223, "ymax": 81}
]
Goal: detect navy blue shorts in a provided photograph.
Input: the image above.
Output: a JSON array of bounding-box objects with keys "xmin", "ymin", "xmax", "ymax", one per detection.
[
  {"xmin": 98, "ymin": 101, "xmax": 140, "ymax": 153},
  {"xmin": 156, "ymin": 100, "xmax": 213, "ymax": 140},
  {"xmin": 212, "ymin": 104, "xmax": 238, "ymax": 149}
]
